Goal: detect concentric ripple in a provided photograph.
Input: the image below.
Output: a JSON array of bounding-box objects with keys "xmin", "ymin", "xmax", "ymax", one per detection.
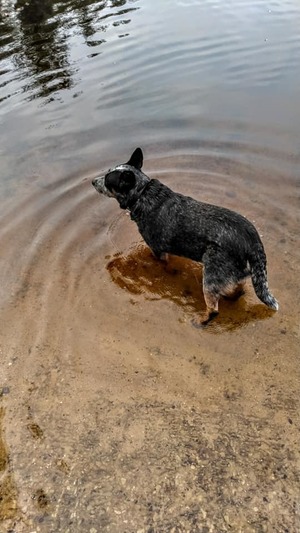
[
  {"xmin": 0, "ymin": 147, "xmax": 298, "ymax": 339},
  {"xmin": 1, "ymin": 0, "xmax": 300, "ymax": 529},
  {"xmin": 1, "ymin": 142, "xmax": 299, "ymax": 533}
]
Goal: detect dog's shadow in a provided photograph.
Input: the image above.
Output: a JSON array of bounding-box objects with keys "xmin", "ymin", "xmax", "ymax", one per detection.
[{"xmin": 106, "ymin": 245, "xmax": 274, "ymax": 332}]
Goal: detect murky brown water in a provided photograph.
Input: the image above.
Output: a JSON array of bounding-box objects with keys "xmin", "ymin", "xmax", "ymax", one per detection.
[{"xmin": 1, "ymin": 0, "xmax": 300, "ymax": 531}]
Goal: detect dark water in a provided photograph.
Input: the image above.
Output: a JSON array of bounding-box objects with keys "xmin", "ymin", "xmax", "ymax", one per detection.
[
  {"xmin": 1, "ymin": 1, "xmax": 300, "ymax": 531},
  {"xmin": 1, "ymin": 0, "xmax": 300, "ymax": 185}
]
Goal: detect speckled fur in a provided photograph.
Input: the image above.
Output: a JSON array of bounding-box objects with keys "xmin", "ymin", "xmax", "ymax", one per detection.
[{"xmin": 92, "ymin": 148, "xmax": 278, "ymax": 324}]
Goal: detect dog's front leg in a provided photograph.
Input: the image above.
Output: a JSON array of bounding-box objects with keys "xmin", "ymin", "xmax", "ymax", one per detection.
[
  {"xmin": 151, "ymin": 249, "xmax": 169, "ymax": 263},
  {"xmin": 158, "ymin": 252, "xmax": 169, "ymax": 262}
]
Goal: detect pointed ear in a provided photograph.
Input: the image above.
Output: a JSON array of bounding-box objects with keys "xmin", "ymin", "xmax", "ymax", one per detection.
[
  {"xmin": 119, "ymin": 170, "xmax": 136, "ymax": 192},
  {"xmin": 126, "ymin": 147, "xmax": 143, "ymax": 170}
]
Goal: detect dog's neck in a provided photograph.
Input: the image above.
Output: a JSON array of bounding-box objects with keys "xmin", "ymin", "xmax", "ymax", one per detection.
[{"xmin": 125, "ymin": 179, "xmax": 153, "ymax": 212}]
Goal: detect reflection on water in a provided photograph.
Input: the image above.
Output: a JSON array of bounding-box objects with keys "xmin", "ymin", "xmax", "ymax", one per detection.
[
  {"xmin": 107, "ymin": 244, "xmax": 275, "ymax": 332},
  {"xmin": 1, "ymin": 0, "xmax": 300, "ymax": 531},
  {"xmin": 0, "ymin": 0, "xmax": 138, "ymax": 102},
  {"xmin": 15, "ymin": 0, "xmax": 73, "ymax": 100}
]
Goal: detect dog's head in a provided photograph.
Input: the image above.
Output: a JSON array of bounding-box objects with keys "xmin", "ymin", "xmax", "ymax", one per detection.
[{"xmin": 92, "ymin": 148, "xmax": 150, "ymax": 209}]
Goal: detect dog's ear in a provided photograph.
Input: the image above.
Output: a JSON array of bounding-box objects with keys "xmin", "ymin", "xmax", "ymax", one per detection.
[
  {"xmin": 119, "ymin": 170, "xmax": 136, "ymax": 192},
  {"xmin": 126, "ymin": 148, "xmax": 143, "ymax": 170}
]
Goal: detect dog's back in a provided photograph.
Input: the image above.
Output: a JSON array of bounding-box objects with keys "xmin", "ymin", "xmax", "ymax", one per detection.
[{"xmin": 131, "ymin": 178, "xmax": 258, "ymax": 262}]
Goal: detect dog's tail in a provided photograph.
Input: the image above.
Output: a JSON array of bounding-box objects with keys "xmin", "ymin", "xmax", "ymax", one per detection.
[{"xmin": 248, "ymin": 243, "xmax": 279, "ymax": 310}]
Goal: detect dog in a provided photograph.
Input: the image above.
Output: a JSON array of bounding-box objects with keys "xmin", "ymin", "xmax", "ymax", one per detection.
[{"xmin": 92, "ymin": 148, "xmax": 278, "ymax": 325}]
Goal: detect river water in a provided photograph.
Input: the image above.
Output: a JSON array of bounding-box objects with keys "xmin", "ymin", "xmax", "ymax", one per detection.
[{"xmin": 0, "ymin": 0, "xmax": 300, "ymax": 531}]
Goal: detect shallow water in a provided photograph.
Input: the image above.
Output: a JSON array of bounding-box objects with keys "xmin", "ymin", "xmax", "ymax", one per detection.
[{"xmin": 1, "ymin": 0, "xmax": 300, "ymax": 531}]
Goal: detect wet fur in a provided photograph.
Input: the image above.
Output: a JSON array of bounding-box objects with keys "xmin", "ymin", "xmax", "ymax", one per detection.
[{"xmin": 92, "ymin": 148, "xmax": 278, "ymax": 324}]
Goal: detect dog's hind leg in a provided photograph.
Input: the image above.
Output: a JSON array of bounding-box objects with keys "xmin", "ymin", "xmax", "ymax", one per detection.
[
  {"xmin": 193, "ymin": 255, "xmax": 221, "ymax": 326},
  {"xmin": 192, "ymin": 283, "xmax": 219, "ymax": 327},
  {"xmin": 202, "ymin": 284, "xmax": 220, "ymax": 324},
  {"xmin": 193, "ymin": 246, "xmax": 244, "ymax": 327},
  {"xmin": 222, "ymin": 279, "xmax": 247, "ymax": 301}
]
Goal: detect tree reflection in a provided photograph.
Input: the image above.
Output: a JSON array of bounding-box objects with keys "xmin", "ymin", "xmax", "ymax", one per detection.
[
  {"xmin": 73, "ymin": 0, "xmax": 108, "ymax": 45},
  {"xmin": 0, "ymin": 0, "xmax": 138, "ymax": 102},
  {"xmin": 15, "ymin": 0, "xmax": 53, "ymax": 24},
  {"xmin": 14, "ymin": 0, "xmax": 73, "ymax": 101}
]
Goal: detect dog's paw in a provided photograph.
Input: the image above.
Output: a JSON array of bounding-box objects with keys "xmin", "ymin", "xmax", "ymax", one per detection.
[
  {"xmin": 191, "ymin": 319, "xmax": 206, "ymax": 329},
  {"xmin": 192, "ymin": 311, "xmax": 219, "ymax": 328}
]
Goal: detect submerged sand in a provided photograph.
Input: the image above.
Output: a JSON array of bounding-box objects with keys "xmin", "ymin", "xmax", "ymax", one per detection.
[{"xmin": 0, "ymin": 154, "xmax": 299, "ymax": 532}]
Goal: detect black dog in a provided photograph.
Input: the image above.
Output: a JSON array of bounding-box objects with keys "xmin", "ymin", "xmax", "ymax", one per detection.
[{"xmin": 92, "ymin": 148, "xmax": 278, "ymax": 324}]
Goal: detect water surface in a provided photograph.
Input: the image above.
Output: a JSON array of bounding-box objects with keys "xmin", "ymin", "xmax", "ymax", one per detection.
[{"xmin": 0, "ymin": 0, "xmax": 300, "ymax": 531}]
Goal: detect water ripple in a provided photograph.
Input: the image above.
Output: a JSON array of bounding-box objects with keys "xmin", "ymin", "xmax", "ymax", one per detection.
[{"xmin": 0, "ymin": 149, "xmax": 298, "ymax": 333}]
